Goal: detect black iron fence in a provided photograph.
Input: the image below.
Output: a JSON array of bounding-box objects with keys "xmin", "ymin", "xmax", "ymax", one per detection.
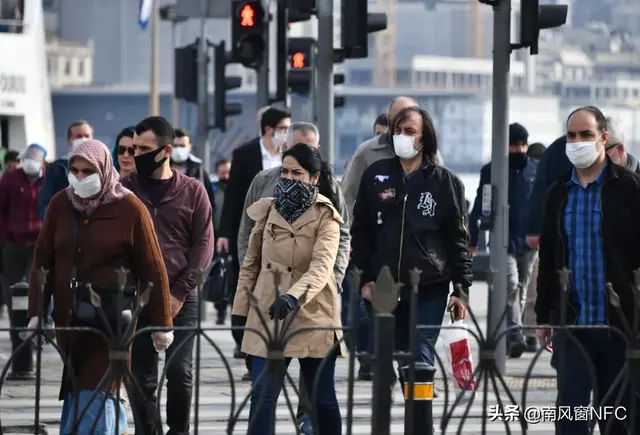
[{"xmin": 0, "ymin": 263, "xmax": 638, "ymax": 434}]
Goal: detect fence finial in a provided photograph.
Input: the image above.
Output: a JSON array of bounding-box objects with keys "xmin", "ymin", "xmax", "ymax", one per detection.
[{"xmin": 372, "ymin": 266, "xmax": 402, "ymax": 314}]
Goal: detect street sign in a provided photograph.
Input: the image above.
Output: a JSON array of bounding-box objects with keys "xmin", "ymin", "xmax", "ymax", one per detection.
[{"xmin": 176, "ymin": 0, "xmax": 231, "ymax": 18}]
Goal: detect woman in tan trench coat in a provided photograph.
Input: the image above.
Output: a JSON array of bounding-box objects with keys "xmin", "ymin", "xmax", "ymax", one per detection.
[
  {"xmin": 25, "ymin": 140, "xmax": 173, "ymax": 434},
  {"xmin": 232, "ymin": 143, "xmax": 344, "ymax": 435}
]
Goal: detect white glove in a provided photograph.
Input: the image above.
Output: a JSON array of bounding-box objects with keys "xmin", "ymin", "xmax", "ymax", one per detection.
[
  {"xmin": 151, "ymin": 331, "xmax": 174, "ymax": 352},
  {"xmin": 19, "ymin": 317, "xmax": 41, "ymax": 341}
]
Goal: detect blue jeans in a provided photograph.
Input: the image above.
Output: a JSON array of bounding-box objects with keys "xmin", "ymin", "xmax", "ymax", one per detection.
[
  {"xmin": 249, "ymin": 354, "xmax": 341, "ymax": 435},
  {"xmin": 506, "ymin": 251, "xmax": 535, "ymax": 342},
  {"xmin": 341, "ymin": 273, "xmax": 371, "ymax": 354},
  {"xmin": 59, "ymin": 390, "xmax": 127, "ymax": 435},
  {"xmin": 364, "ymin": 286, "xmax": 448, "ymax": 380}
]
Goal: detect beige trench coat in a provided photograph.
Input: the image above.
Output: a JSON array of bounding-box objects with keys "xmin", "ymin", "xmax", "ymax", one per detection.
[{"xmin": 231, "ymin": 194, "xmax": 345, "ymax": 359}]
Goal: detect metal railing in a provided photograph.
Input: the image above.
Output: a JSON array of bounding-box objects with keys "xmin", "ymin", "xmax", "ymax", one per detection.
[{"xmin": 0, "ymin": 263, "xmax": 638, "ymax": 434}]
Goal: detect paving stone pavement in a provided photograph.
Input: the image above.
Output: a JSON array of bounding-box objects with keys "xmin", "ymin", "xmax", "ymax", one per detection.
[{"xmin": 0, "ymin": 282, "xmax": 566, "ymax": 434}]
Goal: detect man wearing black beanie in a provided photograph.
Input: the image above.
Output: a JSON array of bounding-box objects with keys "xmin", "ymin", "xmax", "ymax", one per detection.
[{"xmin": 469, "ymin": 122, "xmax": 538, "ymax": 358}]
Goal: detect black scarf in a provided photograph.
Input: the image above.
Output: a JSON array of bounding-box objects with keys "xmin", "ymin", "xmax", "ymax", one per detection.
[{"xmin": 273, "ymin": 178, "xmax": 318, "ymax": 224}]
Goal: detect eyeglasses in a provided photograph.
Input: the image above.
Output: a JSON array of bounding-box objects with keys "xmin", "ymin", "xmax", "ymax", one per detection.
[{"xmin": 118, "ymin": 146, "xmax": 136, "ymax": 156}]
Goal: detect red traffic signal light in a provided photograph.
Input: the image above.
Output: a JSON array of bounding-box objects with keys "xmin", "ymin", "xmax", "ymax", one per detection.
[
  {"xmin": 239, "ymin": 4, "xmax": 256, "ymax": 27},
  {"xmin": 231, "ymin": 0, "xmax": 266, "ymax": 69},
  {"xmin": 236, "ymin": 1, "xmax": 264, "ymax": 27},
  {"xmin": 291, "ymin": 52, "xmax": 306, "ymax": 69}
]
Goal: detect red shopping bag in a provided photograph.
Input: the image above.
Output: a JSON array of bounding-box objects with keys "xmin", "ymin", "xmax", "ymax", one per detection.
[{"xmin": 441, "ymin": 320, "xmax": 476, "ymax": 391}]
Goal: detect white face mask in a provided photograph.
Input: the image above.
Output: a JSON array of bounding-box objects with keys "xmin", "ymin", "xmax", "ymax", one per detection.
[
  {"xmin": 68, "ymin": 173, "xmax": 101, "ymax": 199},
  {"xmin": 71, "ymin": 138, "xmax": 89, "ymax": 149},
  {"xmin": 393, "ymin": 134, "xmax": 420, "ymax": 160},
  {"xmin": 171, "ymin": 147, "xmax": 190, "ymax": 164},
  {"xmin": 22, "ymin": 158, "xmax": 42, "ymax": 176},
  {"xmin": 566, "ymin": 140, "xmax": 600, "ymax": 169},
  {"xmin": 272, "ymin": 131, "xmax": 286, "ymax": 150}
]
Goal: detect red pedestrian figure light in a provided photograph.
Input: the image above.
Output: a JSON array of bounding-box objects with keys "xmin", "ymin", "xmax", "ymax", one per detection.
[
  {"xmin": 292, "ymin": 52, "xmax": 306, "ymax": 68},
  {"xmin": 240, "ymin": 5, "xmax": 255, "ymax": 27}
]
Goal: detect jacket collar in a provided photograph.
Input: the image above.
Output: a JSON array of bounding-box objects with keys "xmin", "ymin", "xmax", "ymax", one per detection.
[
  {"xmin": 371, "ymin": 133, "xmax": 391, "ymax": 150},
  {"xmin": 561, "ymin": 156, "xmax": 619, "ymax": 186},
  {"xmin": 264, "ymin": 193, "xmax": 342, "ymax": 231}
]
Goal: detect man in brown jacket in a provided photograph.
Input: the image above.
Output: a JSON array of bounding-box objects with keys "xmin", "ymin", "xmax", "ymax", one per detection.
[{"xmin": 123, "ymin": 116, "xmax": 214, "ymax": 435}]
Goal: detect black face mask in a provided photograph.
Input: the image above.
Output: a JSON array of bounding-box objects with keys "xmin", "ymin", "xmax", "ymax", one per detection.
[
  {"xmin": 134, "ymin": 146, "xmax": 168, "ymax": 177},
  {"xmin": 509, "ymin": 152, "xmax": 527, "ymax": 169}
]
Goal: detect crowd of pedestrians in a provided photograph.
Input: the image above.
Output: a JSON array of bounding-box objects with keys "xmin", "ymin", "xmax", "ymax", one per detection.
[{"xmin": 0, "ymin": 99, "xmax": 639, "ymax": 434}]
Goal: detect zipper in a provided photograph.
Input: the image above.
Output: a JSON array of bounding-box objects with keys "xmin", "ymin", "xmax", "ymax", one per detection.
[{"xmin": 397, "ymin": 194, "xmax": 408, "ymax": 284}]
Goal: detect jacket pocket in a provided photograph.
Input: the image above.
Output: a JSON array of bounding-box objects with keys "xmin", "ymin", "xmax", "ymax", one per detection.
[{"xmin": 413, "ymin": 234, "xmax": 445, "ymax": 276}]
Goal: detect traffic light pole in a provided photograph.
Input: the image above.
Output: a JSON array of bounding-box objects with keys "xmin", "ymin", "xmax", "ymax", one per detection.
[
  {"xmin": 256, "ymin": 0, "xmax": 270, "ymax": 110},
  {"xmin": 196, "ymin": 0, "xmax": 210, "ymax": 171},
  {"xmin": 315, "ymin": 0, "xmax": 334, "ymax": 164},
  {"xmin": 487, "ymin": 0, "xmax": 511, "ymax": 375}
]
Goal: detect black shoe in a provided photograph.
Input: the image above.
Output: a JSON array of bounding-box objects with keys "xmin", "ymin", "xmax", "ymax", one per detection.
[
  {"xmin": 525, "ymin": 336, "xmax": 539, "ymax": 352},
  {"xmin": 508, "ymin": 337, "xmax": 527, "ymax": 358},
  {"xmin": 241, "ymin": 371, "xmax": 251, "ymax": 381},
  {"xmin": 216, "ymin": 312, "xmax": 226, "ymax": 325},
  {"xmin": 234, "ymin": 345, "xmax": 246, "ymax": 359},
  {"xmin": 357, "ymin": 364, "xmax": 373, "ymax": 381}
]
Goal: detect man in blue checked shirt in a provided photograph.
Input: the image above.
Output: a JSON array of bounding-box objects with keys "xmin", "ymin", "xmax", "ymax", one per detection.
[{"xmin": 535, "ymin": 105, "xmax": 640, "ymax": 435}]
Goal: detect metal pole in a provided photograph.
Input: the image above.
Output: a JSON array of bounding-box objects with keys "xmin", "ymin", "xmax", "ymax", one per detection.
[
  {"xmin": 488, "ymin": 0, "xmax": 511, "ymax": 375},
  {"xmin": 148, "ymin": 0, "xmax": 160, "ymax": 115},
  {"xmin": 310, "ymin": 47, "xmax": 317, "ymax": 123},
  {"xmin": 256, "ymin": 0, "xmax": 271, "ymax": 110},
  {"xmin": 196, "ymin": 0, "xmax": 210, "ymax": 171},
  {"xmin": 315, "ymin": 0, "xmax": 334, "ymax": 164},
  {"xmin": 171, "ymin": 21, "xmax": 179, "ymax": 124}
]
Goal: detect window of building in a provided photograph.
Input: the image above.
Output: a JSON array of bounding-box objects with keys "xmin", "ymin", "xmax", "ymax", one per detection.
[
  {"xmin": 64, "ymin": 60, "xmax": 71, "ymax": 75},
  {"xmin": 78, "ymin": 60, "xmax": 84, "ymax": 76},
  {"xmin": 396, "ymin": 69, "xmax": 411, "ymax": 86},
  {"xmin": 347, "ymin": 69, "xmax": 372, "ymax": 86}
]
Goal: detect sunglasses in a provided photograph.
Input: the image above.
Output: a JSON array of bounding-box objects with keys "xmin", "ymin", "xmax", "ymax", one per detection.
[{"xmin": 118, "ymin": 146, "xmax": 136, "ymax": 156}]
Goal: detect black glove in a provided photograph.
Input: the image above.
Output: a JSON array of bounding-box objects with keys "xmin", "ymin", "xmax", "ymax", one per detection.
[
  {"xmin": 268, "ymin": 295, "xmax": 297, "ymax": 320},
  {"xmin": 231, "ymin": 315, "xmax": 248, "ymax": 346}
]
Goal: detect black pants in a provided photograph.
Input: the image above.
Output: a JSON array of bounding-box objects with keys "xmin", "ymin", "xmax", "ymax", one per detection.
[
  {"xmin": 553, "ymin": 329, "xmax": 638, "ymax": 435},
  {"xmin": 130, "ymin": 294, "xmax": 197, "ymax": 435},
  {"xmin": 1, "ymin": 241, "xmax": 34, "ymax": 309}
]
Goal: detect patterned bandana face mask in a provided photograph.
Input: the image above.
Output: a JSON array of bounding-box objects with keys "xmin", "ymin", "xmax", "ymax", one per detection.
[{"xmin": 273, "ymin": 178, "xmax": 318, "ymax": 224}]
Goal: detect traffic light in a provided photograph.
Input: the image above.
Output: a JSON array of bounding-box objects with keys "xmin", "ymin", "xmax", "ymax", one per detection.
[
  {"xmin": 519, "ymin": 0, "xmax": 568, "ymax": 55},
  {"xmin": 341, "ymin": 0, "xmax": 387, "ymax": 59},
  {"xmin": 174, "ymin": 43, "xmax": 198, "ymax": 103},
  {"xmin": 287, "ymin": 37, "xmax": 314, "ymax": 95},
  {"xmin": 231, "ymin": 0, "xmax": 267, "ymax": 68},
  {"xmin": 213, "ymin": 41, "xmax": 243, "ymax": 132}
]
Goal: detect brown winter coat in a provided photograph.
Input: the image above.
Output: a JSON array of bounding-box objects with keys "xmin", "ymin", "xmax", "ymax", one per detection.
[
  {"xmin": 27, "ymin": 191, "xmax": 172, "ymax": 394},
  {"xmin": 232, "ymin": 194, "xmax": 346, "ymax": 359}
]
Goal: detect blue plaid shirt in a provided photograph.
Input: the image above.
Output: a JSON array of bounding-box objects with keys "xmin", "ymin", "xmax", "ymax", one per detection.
[{"xmin": 564, "ymin": 163, "xmax": 608, "ymax": 325}]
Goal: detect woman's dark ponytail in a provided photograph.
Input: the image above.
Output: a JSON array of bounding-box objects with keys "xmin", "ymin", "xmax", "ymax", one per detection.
[{"xmin": 317, "ymin": 160, "xmax": 339, "ymax": 210}]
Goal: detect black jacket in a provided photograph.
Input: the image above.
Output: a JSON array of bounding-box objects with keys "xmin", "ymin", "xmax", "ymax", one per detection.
[
  {"xmin": 218, "ymin": 138, "xmax": 263, "ymax": 268},
  {"xmin": 350, "ymin": 157, "xmax": 473, "ymax": 298},
  {"xmin": 535, "ymin": 160, "xmax": 640, "ymax": 332}
]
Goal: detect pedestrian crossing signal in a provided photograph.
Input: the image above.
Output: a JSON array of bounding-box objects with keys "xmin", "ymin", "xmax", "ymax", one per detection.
[
  {"xmin": 240, "ymin": 5, "xmax": 255, "ymax": 27},
  {"xmin": 292, "ymin": 52, "xmax": 306, "ymax": 69},
  {"xmin": 231, "ymin": 0, "xmax": 266, "ymax": 68}
]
